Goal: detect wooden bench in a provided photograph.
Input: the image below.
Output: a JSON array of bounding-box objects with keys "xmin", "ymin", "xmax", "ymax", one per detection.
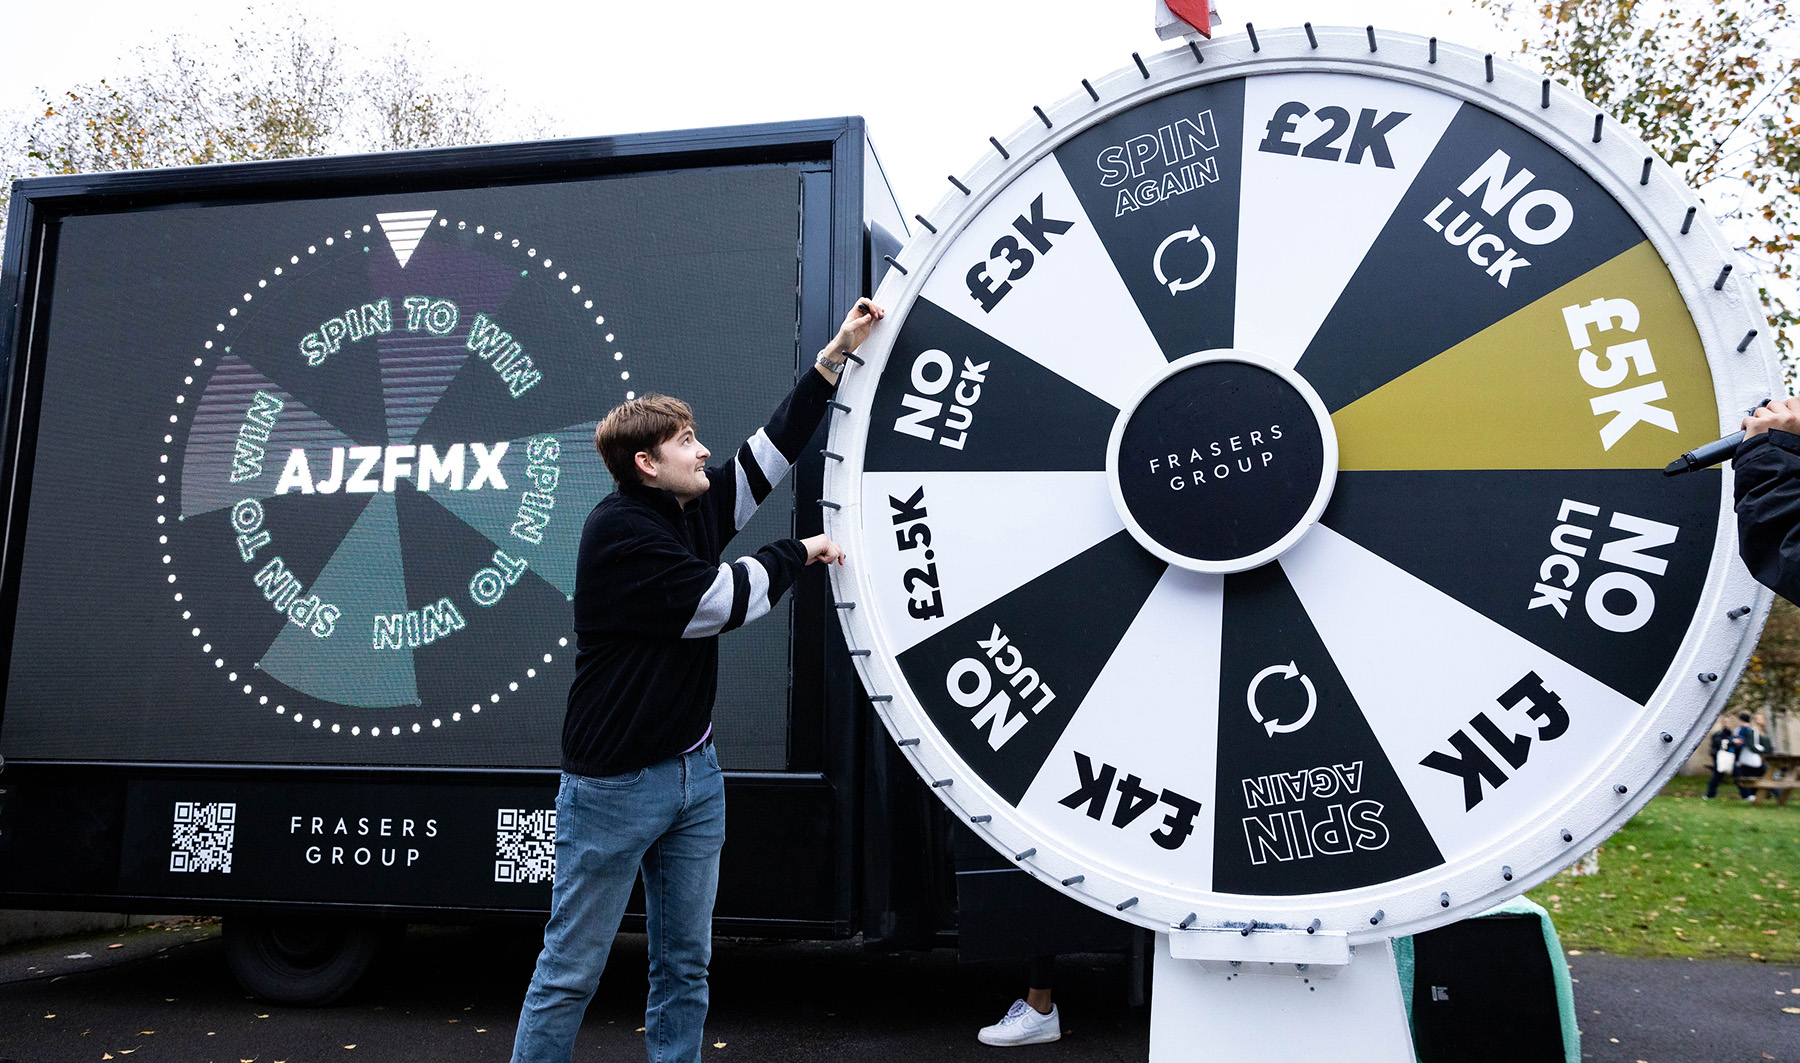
[{"xmin": 1743, "ymin": 775, "xmax": 1792, "ymax": 806}]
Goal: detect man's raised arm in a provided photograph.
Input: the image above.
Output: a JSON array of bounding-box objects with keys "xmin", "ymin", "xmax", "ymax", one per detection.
[{"xmin": 707, "ymin": 300, "xmax": 884, "ymax": 543}]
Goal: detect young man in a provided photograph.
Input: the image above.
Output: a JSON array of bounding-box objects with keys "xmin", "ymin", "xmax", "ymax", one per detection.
[{"xmin": 510, "ymin": 299, "xmax": 883, "ymax": 1063}]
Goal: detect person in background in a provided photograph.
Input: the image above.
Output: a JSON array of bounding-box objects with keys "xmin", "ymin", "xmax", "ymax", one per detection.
[
  {"xmin": 1732, "ymin": 710, "xmax": 1770, "ymax": 800},
  {"xmin": 1704, "ymin": 715, "xmax": 1738, "ymax": 799}
]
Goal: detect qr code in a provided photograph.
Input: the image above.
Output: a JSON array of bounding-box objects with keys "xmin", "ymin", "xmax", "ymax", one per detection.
[
  {"xmin": 170, "ymin": 802, "xmax": 236, "ymax": 874},
  {"xmin": 495, "ymin": 808, "xmax": 556, "ymax": 884}
]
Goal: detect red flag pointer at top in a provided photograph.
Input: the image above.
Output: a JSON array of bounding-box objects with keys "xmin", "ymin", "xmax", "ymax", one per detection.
[{"xmin": 1165, "ymin": 0, "xmax": 1214, "ymax": 38}]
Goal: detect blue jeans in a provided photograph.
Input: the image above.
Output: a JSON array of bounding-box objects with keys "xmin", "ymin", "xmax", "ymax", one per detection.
[{"xmin": 511, "ymin": 744, "xmax": 725, "ymax": 1063}]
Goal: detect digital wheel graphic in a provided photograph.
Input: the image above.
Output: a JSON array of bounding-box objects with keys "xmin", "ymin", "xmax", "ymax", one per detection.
[
  {"xmin": 167, "ymin": 208, "xmax": 619, "ymax": 740},
  {"xmin": 825, "ymin": 27, "xmax": 1778, "ymax": 941}
]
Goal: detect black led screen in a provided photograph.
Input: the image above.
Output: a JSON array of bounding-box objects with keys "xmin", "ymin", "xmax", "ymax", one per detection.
[{"xmin": 2, "ymin": 164, "xmax": 807, "ymax": 768}]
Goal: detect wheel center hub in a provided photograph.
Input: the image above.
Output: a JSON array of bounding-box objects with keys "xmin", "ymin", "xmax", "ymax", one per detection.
[{"xmin": 1106, "ymin": 350, "xmax": 1339, "ymax": 573}]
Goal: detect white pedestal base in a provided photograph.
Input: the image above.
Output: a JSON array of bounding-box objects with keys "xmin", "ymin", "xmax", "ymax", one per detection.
[{"xmin": 1149, "ymin": 933, "xmax": 1415, "ymax": 1062}]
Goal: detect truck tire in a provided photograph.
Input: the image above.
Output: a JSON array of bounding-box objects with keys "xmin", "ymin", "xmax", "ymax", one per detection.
[{"xmin": 223, "ymin": 915, "xmax": 386, "ymax": 1006}]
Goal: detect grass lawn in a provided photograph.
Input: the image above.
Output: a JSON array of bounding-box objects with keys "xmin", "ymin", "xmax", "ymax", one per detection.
[{"xmin": 1525, "ymin": 774, "xmax": 1800, "ymax": 961}]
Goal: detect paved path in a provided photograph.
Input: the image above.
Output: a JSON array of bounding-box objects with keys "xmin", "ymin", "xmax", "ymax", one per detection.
[
  {"xmin": 1567, "ymin": 952, "xmax": 1799, "ymax": 1063},
  {"xmin": 0, "ymin": 921, "xmax": 1794, "ymax": 1061}
]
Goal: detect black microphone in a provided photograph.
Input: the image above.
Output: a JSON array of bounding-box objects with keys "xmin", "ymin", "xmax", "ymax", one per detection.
[
  {"xmin": 1664, "ymin": 401, "xmax": 1772, "ymax": 476},
  {"xmin": 1663, "ymin": 431, "xmax": 1745, "ymax": 476}
]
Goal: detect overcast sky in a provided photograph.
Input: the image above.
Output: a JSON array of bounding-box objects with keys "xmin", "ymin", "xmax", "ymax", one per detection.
[{"xmin": 4, "ymin": 1, "xmax": 1519, "ymax": 217}]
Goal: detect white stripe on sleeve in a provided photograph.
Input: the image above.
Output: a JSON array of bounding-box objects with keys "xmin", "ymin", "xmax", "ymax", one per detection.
[
  {"xmin": 733, "ymin": 463, "xmax": 758, "ymax": 531},
  {"xmin": 732, "ymin": 429, "xmax": 793, "ymax": 532},
  {"xmin": 680, "ymin": 557, "xmax": 776, "ymax": 638},
  {"xmin": 738, "ymin": 556, "xmax": 773, "ymax": 625},
  {"xmin": 748, "ymin": 429, "xmax": 791, "ymax": 488},
  {"xmin": 683, "ymin": 563, "xmax": 737, "ymax": 638}
]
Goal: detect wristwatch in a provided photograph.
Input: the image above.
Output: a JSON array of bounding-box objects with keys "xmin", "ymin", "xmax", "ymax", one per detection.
[{"xmin": 816, "ymin": 349, "xmax": 850, "ymax": 372}]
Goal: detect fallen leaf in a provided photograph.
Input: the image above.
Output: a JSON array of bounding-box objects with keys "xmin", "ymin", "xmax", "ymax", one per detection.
[
  {"xmin": 67, "ymin": 953, "xmax": 91, "ymax": 959},
  {"xmin": 108, "ymin": 943, "xmax": 124, "ymax": 949},
  {"xmin": 44, "ymin": 1014, "xmax": 55, "ymax": 1019},
  {"xmin": 138, "ymin": 1032, "xmax": 153, "ymax": 1036},
  {"xmin": 1767, "ymin": 930, "xmax": 1782, "ymax": 935},
  {"xmin": 119, "ymin": 1051, "xmax": 137, "ymax": 1056},
  {"xmin": 256, "ymin": 1014, "xmax": 269, "ymax": 1019},
  {"xmin": 714, "ymin": 1042, "xmax": 727, "ymax": 1049},
  {"xmin": 448, "ymin": 1019, "xmax": 459, "ymax": 1023},
  {"xmin": 1567, "ymin": 950, "xmax": 1582, "ymax": 956},
  {"xmin": 1783, "ymin": 1007, "xmax": 1800, "ymax": 1014},
  {"xmin": 636, "ymin": 1027, "xmax": 646, "ymax": 1033},
  {"xmin": 164, "ymin": 998, "xmax": 175, "ymax": 1002},
  {"xmin": 102, "ymin": 1055, "xmax": 113, "ymax": 1061}
]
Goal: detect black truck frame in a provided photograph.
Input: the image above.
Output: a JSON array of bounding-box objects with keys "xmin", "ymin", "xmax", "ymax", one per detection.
[{"xmin": 0, "ymin": 118, "xmax": 1131, "ymax": 1002}]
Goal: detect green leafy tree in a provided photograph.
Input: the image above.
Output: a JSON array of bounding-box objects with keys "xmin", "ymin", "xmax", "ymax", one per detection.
[
  {"xmin": 1485, "ymin": 0, "xmax": 1800, "ymax": 372},
  {"xmin": 1, "ymin": 9, "xmax": 540, "ymax": 240},
  {"xmin": 1485, "ymin": 0, "xmax": 1800, "ymax": 749},
  {"xmin": 1726, "ymin": 595, "xmax": 1800, "ymax": 750}
]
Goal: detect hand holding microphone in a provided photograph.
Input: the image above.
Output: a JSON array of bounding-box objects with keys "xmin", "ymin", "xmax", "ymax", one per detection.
[{"xmin": 1742, "ymin": 397, "xmax": 1800, "ymax": 439}]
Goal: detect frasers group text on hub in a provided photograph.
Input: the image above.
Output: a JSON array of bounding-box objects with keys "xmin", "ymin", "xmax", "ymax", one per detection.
[{"xmin": 1147, "ymin": 424, "xmax": 1284, "ymax": 490}]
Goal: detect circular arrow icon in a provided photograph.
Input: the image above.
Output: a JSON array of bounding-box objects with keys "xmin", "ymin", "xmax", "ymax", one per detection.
[
  {"xmin": 1247, "ymin": 661, "xmax": 1317, "ymax": 736},
  {"xmin": 1153, "ymin": 226, "xmax": 1216, "ymax": 295}
]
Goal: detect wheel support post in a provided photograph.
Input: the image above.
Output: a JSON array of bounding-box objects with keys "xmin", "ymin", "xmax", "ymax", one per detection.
[{"xmin": 1149, "ymin": 931, "xmax": 1413, "ymax": 1061}]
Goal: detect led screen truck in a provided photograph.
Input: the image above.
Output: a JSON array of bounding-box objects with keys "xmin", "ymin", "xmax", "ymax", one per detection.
[{"xmin": 0, "ymin": 119, "xmax": 1131, "ymax": 1002}]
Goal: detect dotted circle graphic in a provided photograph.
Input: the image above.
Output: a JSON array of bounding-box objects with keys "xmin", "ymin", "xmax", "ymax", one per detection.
[{"xmin": 163, "ymin": 216, "xmax": 620, "ymax": 739}]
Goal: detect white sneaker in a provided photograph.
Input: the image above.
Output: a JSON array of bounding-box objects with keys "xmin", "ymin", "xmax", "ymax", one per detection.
[{"xmin": 977, "ymin": 999, "xmax": 1061, "ymax": 1046}]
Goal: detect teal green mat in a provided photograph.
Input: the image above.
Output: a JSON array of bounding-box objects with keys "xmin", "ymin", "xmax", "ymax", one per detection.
[{"xmin": 1391, "ymin": 896, "xmax": 1580, "ymax": 1063}]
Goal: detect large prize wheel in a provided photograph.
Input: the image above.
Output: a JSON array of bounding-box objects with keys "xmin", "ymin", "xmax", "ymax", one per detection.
[{"xmin": 824, "ymin": 27, "xmax": 1778, "ymax": 941}]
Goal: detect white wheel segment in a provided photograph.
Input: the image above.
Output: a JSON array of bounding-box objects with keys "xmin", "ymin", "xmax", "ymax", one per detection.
[{"xmin": 1234, "ymin": 72, "xmax": 1463, "ymax": 365}]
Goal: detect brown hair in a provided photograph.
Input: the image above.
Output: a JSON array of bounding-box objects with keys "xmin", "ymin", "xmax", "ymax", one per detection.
[{"xmin": 595, "ymin": 393, "xmax": 694, "ymax": 485}]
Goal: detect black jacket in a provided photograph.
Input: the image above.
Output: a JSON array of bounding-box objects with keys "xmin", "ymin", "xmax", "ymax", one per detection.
[
  {"xmin": 1709, "ymin": 726, "xmax": 1733, "ymax": 756},
  {"xmin": 1734, "ymin": 429, "xmax": 1800, "ymax": 603},
  {"xmin": 562, "ymin": 369, "xmax": 834, "ymax": 777}
]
